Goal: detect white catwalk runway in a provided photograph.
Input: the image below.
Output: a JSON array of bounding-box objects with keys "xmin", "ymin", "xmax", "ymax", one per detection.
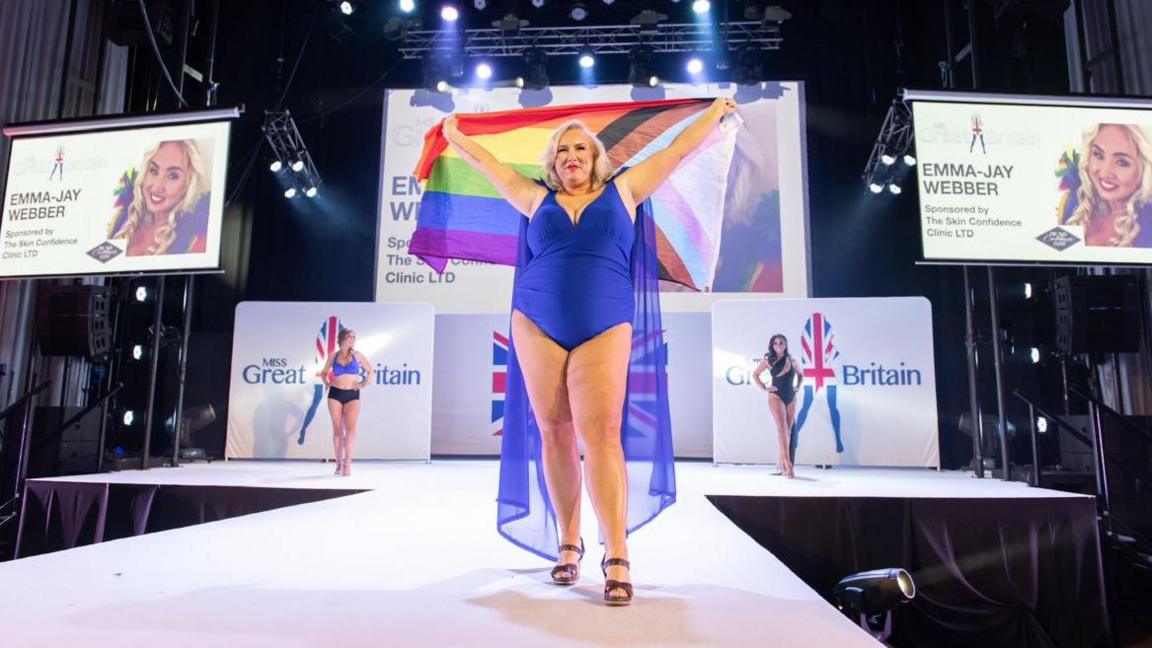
[{"xmin": 0, "ymin": 461, "xmax": 1079, "ymax": 647}]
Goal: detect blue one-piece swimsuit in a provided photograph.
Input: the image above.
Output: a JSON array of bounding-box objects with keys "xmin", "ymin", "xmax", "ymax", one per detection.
[{"xmin": 512, "ymin": 181, "xmax": 636, "ymax": 351}]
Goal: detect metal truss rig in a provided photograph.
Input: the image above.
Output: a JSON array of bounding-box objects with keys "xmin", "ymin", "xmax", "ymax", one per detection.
[{"xmin": 398, "ymin": 21, "xmax": 783, "ymax": 59}]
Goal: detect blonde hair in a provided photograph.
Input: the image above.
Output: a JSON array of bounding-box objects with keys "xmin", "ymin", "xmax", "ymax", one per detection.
[
  {"xmin": 539, "ymin": 120, "xmax": 614, "ymax": 191},
  {"xmin": 1067, "ymin": 124, "xmax": 1152, "ymax": 247},
  {"xmin": 113, "ymin": 140, "xmax": 210, "ymax": 254}
]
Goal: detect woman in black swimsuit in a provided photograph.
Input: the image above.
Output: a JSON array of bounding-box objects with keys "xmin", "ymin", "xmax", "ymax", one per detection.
[{"xmin": 753, "ymin": 334, "xmax": 801, "ymax": 478}]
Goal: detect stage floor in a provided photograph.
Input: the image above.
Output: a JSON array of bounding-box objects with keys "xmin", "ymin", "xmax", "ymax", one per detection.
[{"xmin": 0, "ymin": 461, "xmax": 1086, "ymax": 647}]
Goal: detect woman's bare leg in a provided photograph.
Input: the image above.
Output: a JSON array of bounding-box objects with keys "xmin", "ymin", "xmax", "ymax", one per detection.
[
  {"xmin": 510, "ymin": 311, "xmax": 583, "ymax": 567},
  {"xmin": 327, "ymin": 398, "xmax": 344, "ymax": 474},
  {"xmin": 567, "ymin": 322, "xmax": 632, "ymax": 600},
  {"xmin": 768, "ymin": 395, "xmax": 791, "ymax": 477},
  {"xmin": 342, "ymin": 399, "xmax": 361, "ymax": 476}
]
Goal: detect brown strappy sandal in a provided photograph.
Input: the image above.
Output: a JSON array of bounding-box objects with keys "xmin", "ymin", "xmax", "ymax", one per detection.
[
  {"xmin": 601, "ymin": 557, "xmax": 633, "ymax": 606},
  {"xmin": 550, "ymin": 539, "xmax": 585, "ymax": 586}
]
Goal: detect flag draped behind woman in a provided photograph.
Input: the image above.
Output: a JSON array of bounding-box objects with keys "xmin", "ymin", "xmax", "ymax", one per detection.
[
  {"xmin": 410, "ymin": 98, "xmax": 737, "ymax": 291},
  {"xmin": 408, "ymin": 99, "xmax": 736, "ymax": 560}
]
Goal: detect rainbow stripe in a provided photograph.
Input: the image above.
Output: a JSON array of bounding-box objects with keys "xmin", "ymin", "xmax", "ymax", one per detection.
[{"xmin": 409, "ymin": 98, "xmax": 736, "ymax": 291}]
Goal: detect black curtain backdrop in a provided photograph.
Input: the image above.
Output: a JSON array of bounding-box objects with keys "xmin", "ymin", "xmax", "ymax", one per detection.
[
  {"xmin": 708, "ymin": 494, "xmax": 1111, "ymax": 648},
  {"xmin": 16, "ymin": 480, "xmax": 364, "ymax": 558}
]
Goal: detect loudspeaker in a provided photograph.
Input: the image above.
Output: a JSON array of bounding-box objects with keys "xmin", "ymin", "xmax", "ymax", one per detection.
[
  {"xmin": 1053, "ymin": 276, "xmax": 1141, "ymax": 354},
  {"xmin": 29, "ymin": 406, "xmax": 102, "ymax": 477},
  {"xmin": 36, "ymin": 285, "xmax": 111, "ymax": 360}
]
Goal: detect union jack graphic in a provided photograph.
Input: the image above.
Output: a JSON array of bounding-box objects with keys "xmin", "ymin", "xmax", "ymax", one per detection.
[
  {"xmin": 298, "ymin": 315, "xmax": 346, "ymax": 444},
  {"xmin": 624, "ymin": 329, "xmax": 668, "ymax": 440},
  {"xmin": 800, "ymin": 312, "xmax": 838, "ymax": 392},
  {"xmin": 491, "ymin": 330, "xmax": 508, "ymax": 436}
]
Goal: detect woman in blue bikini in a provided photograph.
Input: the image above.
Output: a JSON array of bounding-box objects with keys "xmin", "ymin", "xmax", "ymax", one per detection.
[
  {"xmin": 318, "ymin": 329, "xmax": 373, "ymax": 476},
  {"xmin": 442, "ymin": 98, "xmax": 735, "ymax": 605}
]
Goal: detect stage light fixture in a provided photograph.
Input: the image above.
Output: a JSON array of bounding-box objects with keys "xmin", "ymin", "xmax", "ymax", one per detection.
[
  {"xmin": 887, "ymin": 183, "xmax": 902, "ymax": 195},
  {"xmin": 436, "ymin": 80, "xmax": 450, "ymax": 92},
  {"xmin": 868, "ymin": 182, "xmax": 884, "ymax": 194},
  {"xmin": 476, "ymin": 62, "xmax": 493, "ymax": 80},
  {"xmin": 1029, "ymin": 347, "xmax": 1040, "ymax": 364},
  {"xmin": 135, "ymin": 286, "xmax": 149, "ymax": 302},
  {"xmin": 305, "ymin": 186, "xmax": 318, "ymax": 198},
  {"xmin": 284, "ymin": 187, "xmax": 297, "ymax": 198},
  {"xmin": 630, "ymin": 9, "xmax": 667, "ymax": 34},
  {"xmin": 122, "ymin": 409, "xmax": 136, "ymax": 426},
  {"xmin": 692, "ymin": 0, "xmax": 710, "ymax": 14},
  {"xmin": 579, "ymin": 52, "xmax": 595, "ymax": 68},
  {"xmin": 441, "ymin": 4, "xmax": 459, "ymax": 21},
  {"xmin": 1024, "ymin": 282, "xmax": 1033, "ymax": 299},
  {"xmin": 291, "ymin": 158, "xmax": 305, "ymax": 172},
  {"xmin": 131, "ymin": 344, "xmax": 145, "ymax": 361},
  {"xmin": 264, "ymin": 110, "xmax": 322, "ymax": 202},
  {"xmin": 269, "ymin": 160, "xmax": 283, "ymax": 173},
  {"xmin": 494, "ymin": 13, "xmax": 528, "ymax": 34},
  {"xmin": 338, "ymin": 1, "xmax": 355, "ymax": 15},
  {"xmin": 648, "ymin": 75, "xmax": 660, "ymax": 87},
  {"xmin": 531, "ymin": 0, "xmax": 545, "ymax": 7},
  {"xmin": 399, "ymin": 0, "xmax": 416, "ymax": 12},
  {"xmin": 903, "ymin": 153, "xmax": 917, "ymax": 166},
  {"xmin": 880, "ymin": 152, "xmax": 896, "ymax": 166},
  {"xmin": 834, "ymin": 568, "xmax": 916, "ymax": 642},
  {"xmin": 1037, "ymin": 416, "xmax": 1048, "ymax": 433},
  {"xmin": 473, "ymin": 0, "xmax": 486, "ymax": 9},
  {"xmin": 515, "ymin": 76, "xmax": 524, "ymax": 88},
  {"xmin": 761, "ymin": 4, "xmax": 792, "ymax": 23},
  {"xmin": 686, "ymin": 57, "xmax": 704, "ymax": 74},
  {"xmin": 570, "ymin": 2, "xmax": 588, "ymax": 21}
]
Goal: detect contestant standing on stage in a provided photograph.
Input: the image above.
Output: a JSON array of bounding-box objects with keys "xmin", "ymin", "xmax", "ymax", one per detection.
[
  {"xmin": 318, "ymin": 329, "xmax": 373, "ymax": 476},
  {"xmin": 441, "ymin": 98, "xmax": 736, "ymax": 605},
  {"xmin": 753, "ymin": 334, "xmax": 800, "ymax": 479}
]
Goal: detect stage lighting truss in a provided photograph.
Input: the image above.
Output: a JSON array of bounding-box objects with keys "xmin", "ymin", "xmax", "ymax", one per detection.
[
  {"xmin": 262, "ymin": 110, "xmax": 322, "ymax": 198},
  {"xmin": 398, "ymin": 20, "xmax": 782, "ymax": 60},
  {"xmin": 862, "ymin": 98, "xmax": 915, "ymax": 196}
]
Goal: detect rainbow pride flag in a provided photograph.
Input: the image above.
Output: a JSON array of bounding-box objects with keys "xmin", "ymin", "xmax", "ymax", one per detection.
[{"xmin": 409, "ymin": 98, "xmax": 737, "ymax": 291}]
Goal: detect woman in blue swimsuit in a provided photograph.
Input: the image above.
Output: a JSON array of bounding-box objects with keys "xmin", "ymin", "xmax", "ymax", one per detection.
[
  {"xmin": 318, "ymin": 329, "xmax": 374, "ymax": 476},
  {"xmin": 442, "ymin": 98, "xmax": 735, "ymax": 605},
  {"xmin": 753, "ymin": 334, "xmax": 800, "ymax": 478}
]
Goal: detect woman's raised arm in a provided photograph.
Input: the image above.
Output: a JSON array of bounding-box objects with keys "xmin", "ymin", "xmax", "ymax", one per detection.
[
  {"xmin": 443, "ymin": 114, "xmax": 547, "ymax": 217},
  {"xmin": 619, "ymin": 98, "xmax": 736, "ymax": 205}
]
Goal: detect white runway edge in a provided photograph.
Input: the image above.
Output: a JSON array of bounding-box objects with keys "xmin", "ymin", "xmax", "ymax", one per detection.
[{"xmin": 0, "ymin": 461, "xmax": 1086, "ymax": 647}]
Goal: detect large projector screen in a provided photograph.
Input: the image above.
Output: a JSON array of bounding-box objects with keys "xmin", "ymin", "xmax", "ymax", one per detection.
[
  {"xmin": 1, "ymin": 109, "xmax": 236, "ymax": 278},
  {"xmin": 908, "ymin": 90, "xmax": 1152, "ymax": 266}
]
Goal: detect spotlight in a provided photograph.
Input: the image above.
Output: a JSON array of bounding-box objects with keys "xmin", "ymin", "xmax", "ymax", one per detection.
[
  {"xmin": 285, "ymin": 187, "xmax": 298, "ymax": 198},
  {"xmin": 476, "ymin": 62, "xmax": 493, "ymax": 80},
  {"xmin": 436, "ymin": 79, "xmax": 450, "ymax": 93},
  {"xmin": 692, "ymin": 0, "xmax": 710, "ymax": 14},
  {"xmin": 531, "ymin": 0, "xmax": 544, "ymax": 6},
  {"xmin": 603, "ymin": 0, "xmax": 614, "ymax": 4},
  {"xmin": 338, "ymin": 1, "xmax": 355, "ymax": 15},
  {"xmin": 570, "ymin": 2, "xmax": 588, "ymax": 21},
  {"xmin": 1029, "ymin": 347, "xmax": 1040, "ymax": 364},
  {"xmin": 122, "ymin": 409, "xmax": 136, "ymax": 426},
  {"xmin": 269, "ymin": 160, "xmax": 283, "ymax": 173},
  {"xmin": 131, "ymin": 344, "xmax": 145, "ymax": 361},
  {"xmin": 834, "ymin": 568, "xmax": 916, "ymax": 642},
  {"xmin": 135, "ymin": 286, "xmax": 149, "ymax": 302},
  {"xmin": 648, "ymin": 75, "xmax": 660, "ymax": 87},
  {"xmin": 686, "ymin": 57, "xmax": 704, "ymax": 74},
  {"xmin": 868, "ymin": 182, "xmax": 884, "ymax": 194},
  {"xmin": 887, "ymin": 183, "xmax": 902, "ymax": 195},
  {"xmin": 474, "ymin": 0, "xmax": 487, "ymax": 8},
  {"xmin": 305, "ymin": 186, "xmax": 318, "ymax": 198},
  {"xmin": 903, "ymin": 153, "xmax": 917, "ymax": 166},
  {"xmin": 441, "ymin": 4, "xmax": 459, "ymax": 21},
  {"xmin": 1037, "ymin": 416, "xmax": 1048, "ymax": 433},
  {"xmin": 1024, "ymin": 282, "xmax": 1033, "ymax": 299},
  {"xmin": 291, "ymin": 158, "xmax": 305, "ymax": 172},
  {"xmin": 515, "ymin": 76, "xmax": 525, "ymax": 88},
  {"xmin": 880, "ymin": 152, "xmax": 897, "ymax": 166},
  {"xmin": 579, "ymin": 53, "xmax": 595, "ymax": 69},
  {"xmin": 399, "ymin": 0, "xmax": 416, "ymax": 12}
]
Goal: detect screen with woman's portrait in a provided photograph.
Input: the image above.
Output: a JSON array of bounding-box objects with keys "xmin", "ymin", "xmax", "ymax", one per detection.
[
  {"xmin": 1, "ymin": 111, "xmax": 233, "ymax": 277},
  {"xmin": 909, "ymin": 90, "xmax": 1152, "ymax": 266}
]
